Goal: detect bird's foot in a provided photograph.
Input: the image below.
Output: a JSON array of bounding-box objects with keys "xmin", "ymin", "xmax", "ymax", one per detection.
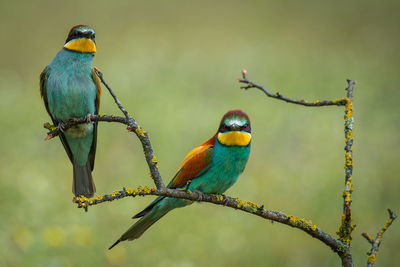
[
  {"xmin": 184, "ymin": 180, "xmax": 192, "ymax": 192},
  {"xmin": 193, "ymin": 190, "xmax": 204, "ymax": 201},
  {"xmin": 58, "ymin": 122, "xmax": 65, "ymax": 133},
  {"xmin": 221, "ymin": 194, "xmax": 229, "ymax": 206},
  {"xmin": 85, "ymin": 114, "xmax": 93, "ymax": 123}
]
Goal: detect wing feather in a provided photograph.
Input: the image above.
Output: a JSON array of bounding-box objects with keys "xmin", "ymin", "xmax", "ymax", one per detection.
[
  {"xmin": 40, "ymin": 66, "xmax": 51, "ymax": 117},
  {"xmin": 88, "ymin": 68, "xmax": 102, "ymax": 170},
  {"xmin": 40, "ymin": 66, "xmax": 74, "ymax": 163},
  {"xmin": 92, "ymin": 68, "xmax": 102, "ymax": 112},
  {"xmin": 168, "ymin": 133, "xmax": 217, "ymax": 188},
  {"xmin": 132, "ymin": 133, "xmax": 217, "ymax": 219}
]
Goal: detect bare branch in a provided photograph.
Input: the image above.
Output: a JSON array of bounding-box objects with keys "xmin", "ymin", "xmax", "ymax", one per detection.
[
  {"xmin": 362, "ymin": 233, "xmax": 375, "ymax": 245},
  {"xmin": 94, "ymin": 68, "xmax": 130, "ymax": 121},
  {"xmin": 74, "ymin": 187, "xmax": 348, "ymax": 255},
  {"xmin": 362, "ymin": 209, "xmax": 397, "ymax": 267},
  {"xmin": 99, "ymin": 70, "xmax": 165, "ymax": 190},
  {"xmin": 237, "ymin": 70, "xmax": 347, "ymax": 107}
]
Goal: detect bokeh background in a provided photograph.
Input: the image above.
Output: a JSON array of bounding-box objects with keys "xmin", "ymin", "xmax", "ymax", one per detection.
[{"xmin": 0, "ymin": 0, "xmax": 399, "ymax": 266}]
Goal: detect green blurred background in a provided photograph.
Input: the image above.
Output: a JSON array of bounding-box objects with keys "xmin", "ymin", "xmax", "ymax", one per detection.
[{"xmin": 0, "ymin": 0, "xmax": 399, "ymax": 266}]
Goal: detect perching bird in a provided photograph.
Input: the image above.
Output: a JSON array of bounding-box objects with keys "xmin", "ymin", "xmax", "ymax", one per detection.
[
  {"xmin": 40, "ymin": 25, "xmax": 102, "ymax": 198},
  {"xmin": 109, "ymin": 109, "xmax": 251, "ymax": 249}
]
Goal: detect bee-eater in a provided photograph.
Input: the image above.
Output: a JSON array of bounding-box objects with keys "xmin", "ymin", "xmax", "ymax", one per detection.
[
  {"xmin": 109, "ymin": 110, "xmax": 251, "ymax": 249},
  {"xmin": 40, "ymin": 25, "xmax": 101, "ymax": 198}
]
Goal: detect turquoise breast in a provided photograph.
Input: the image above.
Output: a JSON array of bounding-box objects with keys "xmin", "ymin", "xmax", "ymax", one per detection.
[
  {"xmin": 189, "ymin": 140, "xmax": 251, "ymax": 194},
  {"xmin": 45, "ymin": 49, "xmax": 97, "ymax": 165},
  {"xmin": 46, "ymin": 49, "xmax": 96, "ymax": 122}
]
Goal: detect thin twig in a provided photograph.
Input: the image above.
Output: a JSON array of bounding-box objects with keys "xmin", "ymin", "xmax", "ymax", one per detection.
[
  {"xmin": 237, "ymin": 70, "xmax": 347, "ymax": 107},
  {"xmin": 96, "ymin": 70, "xmax": 165, "ymax": 190},
  {"xmin": 94, "ymin": 68, "xmax": 130, "ymax": 121},
  {"xmin": 74, "ymin": 186, "xmax": 348, "ymax": 255},
  {"xmin": 362, "ymin": 233, "xmax": 375, "ymax": 245},
  {"xmin": 362, "ymin": 209, "xmax": 397, "ymax": 267}
]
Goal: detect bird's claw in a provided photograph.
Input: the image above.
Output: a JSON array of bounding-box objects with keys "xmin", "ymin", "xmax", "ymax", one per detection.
[
  {"xmin": 58, "ymin": 122, "xmax": 65, "ymax": 133},
  {"xmin": 85, "ymin": 114, "xmax": 92, "ymax": 123},
  {"xmin": 221, "ymin": 194, "xmax": 229, "ymax": 206},
  {"xmin": 193, "ymin": 190, "xmax": 203, "ymax": 201}
]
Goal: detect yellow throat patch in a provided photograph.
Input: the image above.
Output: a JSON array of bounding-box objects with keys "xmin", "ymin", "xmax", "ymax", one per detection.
[
  {"xmin": 217, "ymin": 132, "xmax": 251, "ymax": 146},
  {"xmin": 64, "ymin": 38, "xmax": 96, "ymax": 53}
]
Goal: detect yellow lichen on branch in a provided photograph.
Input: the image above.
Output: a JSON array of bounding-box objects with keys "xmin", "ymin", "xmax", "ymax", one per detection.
[
  {"xmin": 363, "ymin": 233, "xmax": 375, "ymax": 244},
  {"xmin": 377, "ymin": 215, "xmax": 396, "ymax": 240},
  {"xmin": 343, "ymin": 191, "xmax": 351, "ymax": 205},
  {"xmin": 136, "ymin": 126, "xmax": 146, "ymax": 137},
  {"xmin": 344, "ymin": 152, "xmax": 352, "ymax": 169},
  {"xmin": 337, "ymin": 213, "xmax": 356, "ymax": 245},
  {"xmin": 75, "ymin": 187, "xmax": 156, "ymax": 208},
  {"xmin": 368, "ymin": 254, "xmax": 376, "ymax": 264},
  {"xmin": 363, "ymin": 209, "xmax": 397, "ymax": 266},
  {"xmin": 234, "ymin": 198, "xmax": 263, "ymax": 213},
  {"xmin": 332, "ymin": 98, "xmax": 347, "ymax": 105},
  {"xmin": 287, "ymin": 214, "xmax": 318, "ymax": 231},
  {"xmin": 337, "ymin": 95, "xmax": 356, "ymax": 245},
  {"xmin": 151, "ymin": 156, "xmax": 159, "ymax": 168},
  {"xmin": 210, "ymin": 194, "xmax": 224, "ymax": 202}
]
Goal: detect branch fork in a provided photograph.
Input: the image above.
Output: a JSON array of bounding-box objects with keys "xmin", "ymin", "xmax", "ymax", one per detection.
[{"xmin": 362, "ymin": 209, "xmax": 397, "ymax": 267}]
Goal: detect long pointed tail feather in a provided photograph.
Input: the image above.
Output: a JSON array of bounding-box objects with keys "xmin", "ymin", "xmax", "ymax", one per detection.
[
  {"xmin": 109, "ymin": 205, "xmax": 170, "ymax": 250},
  {"xmin": 73, "ymin": 160, "xmax": 96, "ymax": 198},
  {"xmin": 132, "ymin": 196, "xmax": 165, "ymax": 219},
  {"xmin": 109, "ymin": 198, "xmax": 188, "ymax": 249},
  {"xmin": 109, "ymin": 239, "xmax": 121, "ymax": 250}
]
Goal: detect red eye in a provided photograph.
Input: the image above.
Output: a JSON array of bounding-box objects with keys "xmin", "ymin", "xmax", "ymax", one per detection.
[
  {"xmin": 224, "ymin": 125, "xmax": 229, "ymax": 130},
  {"xmin": 242, "ymin": 125, "xmax": 248, "ymax": 130}
]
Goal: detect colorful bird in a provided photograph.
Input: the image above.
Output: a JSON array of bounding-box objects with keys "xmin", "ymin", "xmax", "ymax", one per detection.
[
  {"xmin": 109, "ymin": 109, "xmax": 251, "ymax": 249},
  {"xmin": 40, "ymin": 25, "xmax": 102, "ymax": 198}
]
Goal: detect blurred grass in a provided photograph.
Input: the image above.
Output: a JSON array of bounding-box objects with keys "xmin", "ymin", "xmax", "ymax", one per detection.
[{"xmin": 0, "ymin": 0, "xmax": 399, "ymax": 266}]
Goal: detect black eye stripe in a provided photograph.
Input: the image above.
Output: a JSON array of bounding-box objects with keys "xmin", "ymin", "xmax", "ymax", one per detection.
[
  {"xmin": 65, "ymin": 29, "xmax": 95, "ymax": 44},
  {"xmin": 219, "ymin": 123, "xmax": 251, "ymax": 133}
]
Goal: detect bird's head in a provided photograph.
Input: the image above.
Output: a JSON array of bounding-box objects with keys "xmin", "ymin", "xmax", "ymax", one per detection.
[
  {"xmin": 64, "ymin": 25, "xmax": 96, "ymax": 53},
  {"xmin": 217, "ymin": 110, "xmax": 251, "ymax": 147}
]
